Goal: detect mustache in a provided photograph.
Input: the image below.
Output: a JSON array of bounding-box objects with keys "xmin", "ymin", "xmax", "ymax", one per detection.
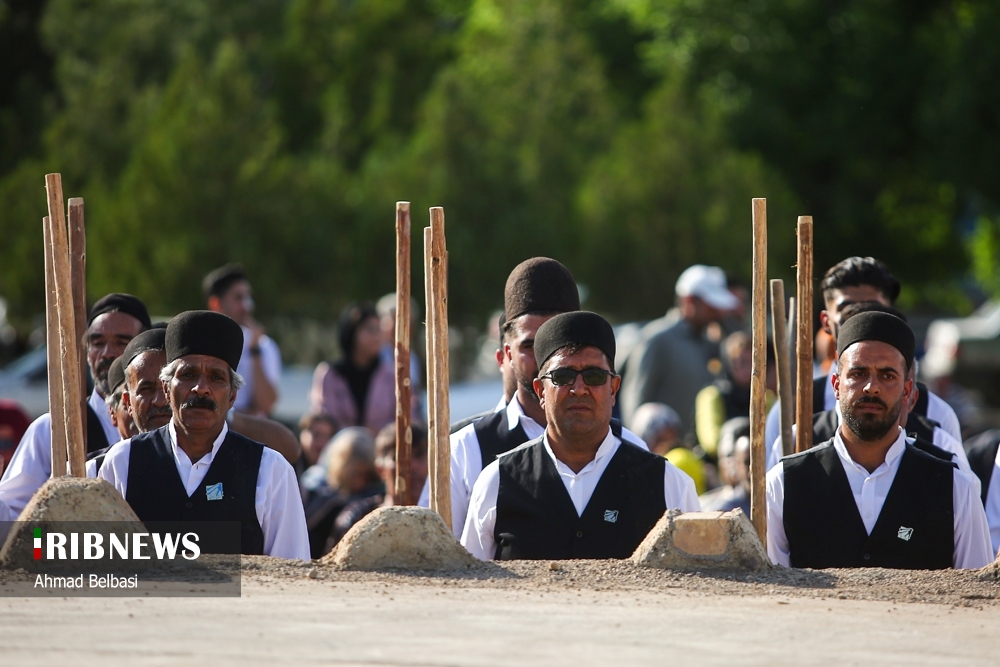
[
  {"xmin": 853, "ymin": 396, "xmax": 887, "ymax": 410},
  {"xmin": 146, "ymin": 405, "xmax": 173, "ymax": 418},
  {"xmin": 95, "ymin": 358, "xmax": 113, "ymax": 378},
  {"xmin": 182, "ymin": 396, "xmax": 218, "ymax": 411}
]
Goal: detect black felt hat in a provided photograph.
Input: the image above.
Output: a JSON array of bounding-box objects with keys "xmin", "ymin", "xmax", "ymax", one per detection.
[
  {"xmin": 836, "ymin": 311, "xmax": 914, "ymax": 368},
  {"xmin": 165, "ymin": 310, "xmax": 244, "ymax": 370},
  {"xmin": 107, "ymin": 357, "xmax": 126, "ymax": 394},
  {"xmin": 534, "ymin": 311, "xmax": 616, "ymax": 371},
  {"xmin": 121, "ymin": 327, "xmax": 167, "ymax": 371},
  {"xmin": 88, "ymin": 293, "xmax": 151, "ymax": 330},
  {"xmin": 503, "ymin": 258, "xmax": 579, "ymax": 323}
]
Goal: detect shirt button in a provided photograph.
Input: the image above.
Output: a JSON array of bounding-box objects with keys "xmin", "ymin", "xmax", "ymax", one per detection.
[
  {"xmin": 863, "ymin": 553, "xmax": 871, "ymax": 561},
  {"xmin": 184, "ymin": 501, "xmax": 193, "ymax": 509},
  {"xmin": 576, "ymin": 531, "xmax": 584, "ymax": 538}
]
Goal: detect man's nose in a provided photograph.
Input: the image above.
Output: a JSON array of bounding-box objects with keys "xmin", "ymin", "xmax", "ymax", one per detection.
[{"xmin": 568, "ymin": 374, "xmax": 590, "ymax": 394}]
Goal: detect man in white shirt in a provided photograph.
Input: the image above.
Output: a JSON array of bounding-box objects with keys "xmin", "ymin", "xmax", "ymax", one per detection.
[
  {"xmin": 766, "ymin": 311, "xmax": 992, "ymax": 570},
  {"xmin": 204, "ymin": 264, "xmax": 281, "ymax": 417},
  {"xmin": 99, "ymin": 310, "xmax": 309, "ymax": 560},
  {"xmin": 462, "ymin": 311, "xmax": 698, "ymax": 560},
  {"xmin": 0, "ymin": 293, "xmax": 150, "ymax": 521}
]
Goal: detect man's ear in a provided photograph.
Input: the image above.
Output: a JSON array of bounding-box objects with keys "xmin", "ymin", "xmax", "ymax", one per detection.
[
  {"xmin": 610, "ymin": 374, "xmax": 621, "ymax": 401},
  {"xmin": 207, "ymin": 295, "xmax": 221, "ymax": 312},
  {"xmin": 121, "ymin": 389, "xmax": 132, "ymax": 412},
  {"xmin": 819, "ymin": 310, "xmax": 833, "ymax": 336},
  {"xmin": 504, "ymin": 343, "xmax": 513, "ymax": 362},
  {"xmin": 831, "ymin": 368, "xmax": 841, "ymax": 401},
  {"xmin": 495, "ymin": 348, "xmax": 505, "ymax": 369},
  {"xmin": 532, "ymin": 377, "xmax": 545, "ymax": 406}
]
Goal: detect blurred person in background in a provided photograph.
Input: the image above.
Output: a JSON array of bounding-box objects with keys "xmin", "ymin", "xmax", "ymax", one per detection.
[
  {"xmin": 620, "ymin": 265, "xmax": 739, "ymax": 434},
  {"xmin": 310, "ymin": 302, "xmax": 418, "ymax": 434},
  {"xmin": 331, "ymin": 423, "xmax": 429, "ymax": 548},
  {"xmin": 632, "ymin": 401, "xmax": 709, "ymax": 495},
  {"xmin": 0, "ymin": 400, "xmax": 30, "ymax": 475},
  {"xmin": 695, "ymin": 331, "xmax": 775, "ymax": 460},
  {"xmin": 300, "ymin": 426, "xmax": 380, "ymax": 558},
  {"xmin": 700, "ymin": 418, "xmax": 751, "ymax": 514},
  {"xmin": 204, "ymin": 264, "xmax": 281, "ymax": 417},
  {"xmin": 299, "ymin": 412, "xmax": 338, "ymax": 466},
  {"xmin": 375, "ymin": 292, "xmax": 423, "ymax": 410}
]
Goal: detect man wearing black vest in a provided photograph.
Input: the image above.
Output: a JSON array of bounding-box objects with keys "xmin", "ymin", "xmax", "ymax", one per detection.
[
  {"xmin": 766, "ymin": 311, "xmax": 992, "ymax": 569},
  {"xmin": 768, "ymin": 302, "xmax": 971, "ymax": 475},
  {"xmin": 420, "ymin": 258, "xmax": 648, "ymax": 537},
  {"xmin": 764, "ymin": 258, "xmax": 961, "ymax": 470},
  {"xmin": 99, "ymin": 311, "xmax": 309, "ymax": 559},
  {"xmin": 462, "ymin": 311, "xmax": 697, "ymax": 560},
  {"xmin": 0, "ymin": 293, "xmax": 150, "ymax": 521},
  {"xmin": 965, "ymin": 430, "xmax": 1000, "ymax": 558}
]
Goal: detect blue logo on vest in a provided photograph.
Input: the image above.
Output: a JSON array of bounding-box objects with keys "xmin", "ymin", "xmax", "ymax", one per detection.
[
  {"xmin": 205, "ymin": 483, "xmax": 224, "ymax": 501},
  {"xmin": 603, "ymin": 510, "xmax": 619, "ymax": 523}
]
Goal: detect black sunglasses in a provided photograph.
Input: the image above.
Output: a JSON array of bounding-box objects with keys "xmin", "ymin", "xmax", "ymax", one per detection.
[{"xmin": 539, "ymin": 368, "xmax": 616, "ymax": 387}]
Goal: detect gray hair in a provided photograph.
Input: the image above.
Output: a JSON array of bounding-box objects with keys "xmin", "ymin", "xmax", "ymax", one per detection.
[
  {"xmin": 104, "ymin": 384, "xmax": 125, "ymax": 411},
  {"xmin": 159, "ymin": 358, "xmax": 245, "ymax": 392}
]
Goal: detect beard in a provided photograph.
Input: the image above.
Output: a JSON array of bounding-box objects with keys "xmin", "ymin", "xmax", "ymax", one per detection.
[
  {"xmin": 92, "ymin": 358, "xmax": 113, "ymax": 397},
  {"xmin": 842, "ymin": 395, "xmax": 903, "ymax": 442}
]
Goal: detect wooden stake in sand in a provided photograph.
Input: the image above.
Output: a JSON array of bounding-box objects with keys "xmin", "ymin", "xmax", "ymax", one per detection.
[
  {"xmin": 42, "ymin": 217, "xmax": 68, "ymax": 477},
  {"xmin": 795, "ymin": 216, "xmax": 814, "ymax": 454},
  {"xmin": 394, "ymin": 202, "xmax": 413, "ymax": 506},
  {"xmin": 749, "ymin": 198, "xmax": 768, "ymax": 545},
  {"xmin": 68, "ymin": 198, "xmax": 87, "ymax": 452},
  {"xmin": 425, "ymin": 207, "xmax": 451, "ymax": 530},
  {"xmin": 769, "ymin": 280, "xmax": 794, "ymax": 457},
  {"xmin": 45, "ymin": 174, "xmax": 86, "ymax": 477}
]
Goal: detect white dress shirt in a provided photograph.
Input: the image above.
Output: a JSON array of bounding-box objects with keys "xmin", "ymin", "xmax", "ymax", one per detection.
[
  {"xmin": 461, "ymin": 429, "xmax": 699, "ymax": 560},
  {"xmin": 98, "ymin": 422, "xmax": 310, "ymax": 560},
  {"xmin": 419, "ymin": 397, "xmax": 651, "ymax": 537},
  {"xmin": 0, "ymin": 390, "xmax": 119, "ymax": 520},
  {"xmin": 985, "ymin": 446, "xmax": 1000, "ymax": 558},
  {"xmin": 766, "ymin": 428, "xmax": 993, "ymax": 569},
  {"xmin": 233, "ymin": 331, "xmax": 281, "ymax": 413}
]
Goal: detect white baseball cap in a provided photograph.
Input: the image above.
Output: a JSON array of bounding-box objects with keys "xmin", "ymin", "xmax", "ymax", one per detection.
[{"xmin": 675, "ymin": 265, "xmax": 739, "ymax": 310}]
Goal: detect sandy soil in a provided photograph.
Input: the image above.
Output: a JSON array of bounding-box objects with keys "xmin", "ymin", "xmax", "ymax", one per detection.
[{"xmin": 1, "ymin": 557, "xmax": 997, "ymax": 665}]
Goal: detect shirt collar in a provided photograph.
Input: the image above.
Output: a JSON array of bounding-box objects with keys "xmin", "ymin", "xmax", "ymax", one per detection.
[
  {"xmin": 167, "ymin": 420, "xmax": 229, "ymax": 464},
  {"xmin": 88, "ymin": 389, "xmax": 106, "ymax": 415},
  {"xmin": 542, "ymin": 426, "xmax": 617, "ymax": 476},
  {"xmin": 507, "ymin": 394, "xmax": 541, "ymax": 432},
  {"xmin": 833, "ymin": 426, "xmax": 907, "ymax": 472}
]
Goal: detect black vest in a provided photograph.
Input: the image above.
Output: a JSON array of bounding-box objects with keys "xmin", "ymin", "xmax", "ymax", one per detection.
[
  {"xmin": 809, "ymin": 410, "xmax": 952, "ymax": 463},
  {"xmin": 451, "ymin": 408, "xmax": 494, "ymax": 435},
  {"xmin": 966, "ymin": 430, "xmax": 1000, "ymax": 505},
  {"xmin": 86, "ymin": 404, "xmax": 110, "ymax": 454},
  {"xmin": 125, "ymin": 426, "xmax": 265, "ymax": 555},
  {"xmin": 783, "ymin": 440, "xmax": 955, "ymax": 570},
  {"xmin": 474, "ymin": 410, "xmax": 630, "ymax": 470},
  {"xmin": 494, "ymin": 437, "xmax": 666, "ymax": 560}
]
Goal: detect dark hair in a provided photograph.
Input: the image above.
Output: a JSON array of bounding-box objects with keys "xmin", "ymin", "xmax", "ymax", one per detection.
[
  {"xmin": 820, "ymin": 257, "xmax": 900, "ymax": 305},
  {"xmin": 501, "ymin": 310, "xmax": 562, "ymax": 344},
  {"xmin": 374, "ymin": 422, "xmax": 428, "ymax": 460},
  {"xmin": 839, "ymin": 301, "xmax": 908, "ymax": 324},
  {"xmin": 337, "ymin": 301, "xmax": 379, "ymax": 360},
  {"xmin": 203, "ymin": 264, "xmax": 248, "ymax": 300}
]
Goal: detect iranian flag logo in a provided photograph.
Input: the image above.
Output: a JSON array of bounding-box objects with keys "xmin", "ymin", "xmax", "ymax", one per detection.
[{"xmin": 33, "ymin": 527, "xmax": 42, "ymax": 560}]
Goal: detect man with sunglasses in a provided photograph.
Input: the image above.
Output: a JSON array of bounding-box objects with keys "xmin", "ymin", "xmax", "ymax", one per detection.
[
  {"xmin": 462, "ymin": 311, "xmax": 698, "ymax": 560},
  {"xmin": 420, "ymin": 257, "xmax": 649, "ymax": 536}
]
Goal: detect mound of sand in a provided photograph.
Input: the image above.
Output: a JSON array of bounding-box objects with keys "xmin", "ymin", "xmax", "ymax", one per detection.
[
  {"xmin": 323, "ymin": 506, "xmax": 481, "ymax": 571},
  {"xmin": 631, "ymin": 508, "xmax": 772, "ymax": 572}
]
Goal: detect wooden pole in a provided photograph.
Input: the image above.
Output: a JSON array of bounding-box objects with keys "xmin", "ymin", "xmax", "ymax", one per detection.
[
  {"xmin": 749, "ymin": 198, "xmax": 768, "ymax": 545},
  {"xmin": 394, "ymin": 202, "xmax": 413, "ymax": 506},
  {"xmin": 795, "ymin": 216, "xmax": 814, "ymax": 454},
  {"xmin": 43, "ymin": 217, "xmax": 68, "ymax": 477},
  {"xmin": 68, "ymin": 197, "xmax": 87, "ymax": 452},
  {"xmin": 423, "ymin": 227, "xmax": 438, "ymax": 514},
  {"xmin": 770, "ymin": 280, "xmax": 794, "ymax": 457},
  {"xmin": 428, "ymin": 207, "xmax": 452, "ymax": 531},
  {"xmin": 45, "ymin": 174, "xmax": 86, "ymax": 476}
]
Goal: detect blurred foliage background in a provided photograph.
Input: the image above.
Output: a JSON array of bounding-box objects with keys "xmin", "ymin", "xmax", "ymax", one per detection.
[{"xmin": 1, "ymin": 0, "xmax": 999, "ymax": 359}]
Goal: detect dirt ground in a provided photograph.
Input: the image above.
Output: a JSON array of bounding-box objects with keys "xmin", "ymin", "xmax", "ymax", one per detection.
[{"xmin": 1, "ymin": 557, "xmax": 998, "ymax": 666}]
